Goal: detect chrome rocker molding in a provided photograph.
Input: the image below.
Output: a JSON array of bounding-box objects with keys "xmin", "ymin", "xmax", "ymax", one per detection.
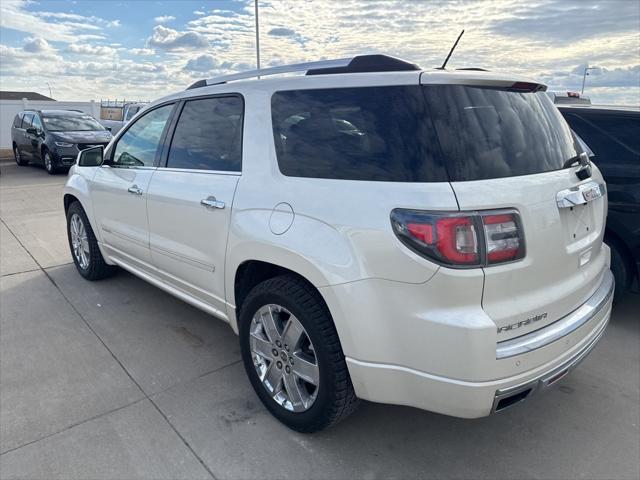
[
  {"xmin": 496, "ymin": 269, "xmax": 614, "ymax": 359},
  {"xmin": 492, "ymin": 310, "xmax": 609, "ymax": 414}
]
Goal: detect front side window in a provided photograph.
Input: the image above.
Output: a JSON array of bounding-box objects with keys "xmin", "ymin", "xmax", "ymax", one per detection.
[
  {"xmin": 21, "ymin": 114, "xmax": 33, "ymax": 129},
  {"xmin": 112, "ymin": 104, "xmax": 174, "ymax": 167},
  {"xmin": 13, "ymin": 113, "xmax": 23, "ymax": 128},
  {"xmin": 42, "ymin": 114, "xmax": 105, "ymax": 132},
  {"xmin": 166, "ymin": 96, "xmax": 243, "ymax": 171},
  {"xmin": 31, "ymin": 115, "xmax": 43, "ymax": 131}
]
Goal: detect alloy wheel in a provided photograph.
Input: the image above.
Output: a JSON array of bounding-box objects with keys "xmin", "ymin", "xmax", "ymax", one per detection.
[
  {"xmin": 44, "ymin": 152, "xmax": 53, "ymax": 172},
  {"xmin": 14, "ymin": 146, "xmax": 21, "ymax": 165},
  {"xmin": 249, "ymin": 304, "xmax": 320, "ymax": 412},
  {"xmin": 70, "ymin": 213, "xmax": 90, "ymax": 269}
]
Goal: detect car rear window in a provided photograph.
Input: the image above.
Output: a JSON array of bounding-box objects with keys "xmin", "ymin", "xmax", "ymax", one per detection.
[
  {"xmin": 271, "ymin": 85, "xmax": 581, "ymax": 182},
  {"xmin": 271, "ymin": 86, "xmax": 448, "ymax": 182},
  {"xmin": 422, "ymin": 85, "xmax": 581, "ymax": 181}
]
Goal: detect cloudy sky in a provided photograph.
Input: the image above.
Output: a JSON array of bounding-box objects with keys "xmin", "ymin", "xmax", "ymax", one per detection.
[{"xmin": 1, "ymin": 0, "xmax": 638, "ymax": 104}]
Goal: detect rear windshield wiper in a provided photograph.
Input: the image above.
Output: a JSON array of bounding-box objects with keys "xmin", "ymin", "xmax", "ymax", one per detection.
[{"xmin": 563, "ymin": 152, "xmax": 589, "ymax": 169}]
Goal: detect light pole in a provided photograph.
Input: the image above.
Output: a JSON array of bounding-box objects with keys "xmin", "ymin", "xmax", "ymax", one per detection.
[
  {"xmin": 581, "ymin": 66, "xmax": 597, "ymax": 95},
  {"xmin": 46, "ymin": 82, "xmax": 52, "ymax": 98},
  {"xmin": 255, "ymin": 0, "xmax": 260, "ymax": 78}
]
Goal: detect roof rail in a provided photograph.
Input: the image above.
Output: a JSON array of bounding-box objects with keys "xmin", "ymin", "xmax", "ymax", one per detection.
[{"xmin": 187, "ymin": 54, "xmax": 420, "ymax": 89}]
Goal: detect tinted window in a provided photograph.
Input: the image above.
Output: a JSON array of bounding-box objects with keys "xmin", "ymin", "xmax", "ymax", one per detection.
[
  {"xmin": 21, "ymin": 114, "xmax": 33, "ymax": 129},
  {"xmin": 125, "ymin": 106, "xmax": 140, "ymax": 121},
  {"xmin": 31, "ymin": 115, "xmax": 43, "ymax": 131},
  {"xmin": 167, "ymin": 96, "xmax": 243, "ymax": 171},
  {"xmin": 423, "ymin": 86, "xmax": 580, "ymax": 181},
  {"xmin": 271, "ymin": 86, "xmax": 447, "ymax": 182},
  {"xmin": 42, "ymin": 114, "xmax": 104, "ymax": 132},
  {"xmin": 561, "ymin": 111, "xmax": 640, "ymax": 165},
  {"xmin": 113, "ymin": 104, "xmax": 174, "ymax": 167},
  {"xmin": 13, "ymin": 113, "xmax": 23, "ymax": 128}
]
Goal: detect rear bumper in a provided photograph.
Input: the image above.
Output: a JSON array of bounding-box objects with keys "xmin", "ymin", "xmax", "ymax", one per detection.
[{"xmin": 325, "ymin": 269, "xmax": 613, "ymax": 418}]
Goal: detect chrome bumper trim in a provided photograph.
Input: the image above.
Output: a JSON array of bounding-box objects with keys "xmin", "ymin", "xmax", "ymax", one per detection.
[
  {"xmin": 496, "ymin": 270, "xmax": 614, "ymax": 359},
  {"xmin": 492, "ymin": 312, "xmax": 609, "ymax": 413}
]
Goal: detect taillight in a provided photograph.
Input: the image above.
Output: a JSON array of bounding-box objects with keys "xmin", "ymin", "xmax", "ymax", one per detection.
[
  {"xmin": 391, "ymin": 209, "xmax": 524, "ymax": 268},
  {"xmin": 482, "ymin": 213, "xmax": 524, "ymax": 264}
]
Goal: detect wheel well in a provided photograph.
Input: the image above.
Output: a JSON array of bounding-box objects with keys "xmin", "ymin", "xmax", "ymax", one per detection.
[
  {"xmin": 41, "ymin": 144, "xmax": 48, "ymax": 157},
  {"xmin": 234, "ymin": 261, "xmax": 319, "ymax": 318},
  {"xmin": 63, "ymin": 194, "xmax": 80, "ymax": 214},
  {"xmin": 605, "ymin": 228, "xmax": 637, "ymax": 282}
]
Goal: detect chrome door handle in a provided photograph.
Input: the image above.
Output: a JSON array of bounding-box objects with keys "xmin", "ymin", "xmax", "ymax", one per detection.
[
  {"xmin": 200, "ymin": 196, "xmax": 225, "ymax": 209},
  {"xmin": 127, "ymin": 185, "xmax": 143, "ymax": 195}
]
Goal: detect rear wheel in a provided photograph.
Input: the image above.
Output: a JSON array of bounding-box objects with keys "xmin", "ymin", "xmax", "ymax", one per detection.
[
  {"xmin": 14, "ymin": 145, "xmax": 28, "ymax": 166},
  {"xmin": 43, "ymin": 150, "xmax": 56, "ymax": 175},
  {"xmin": 239, "ymin": 274, "xmax": 359, "ymax": 432},
  {"xmin": 66, "ymin": 202, "xmax": 117, "ymax": 280},
  {"xmin": 609, "ymin": 240, "xmax": 631, "ymax": 300}
]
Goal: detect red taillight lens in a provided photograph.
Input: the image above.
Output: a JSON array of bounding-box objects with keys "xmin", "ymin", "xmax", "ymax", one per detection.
[
  {"xmin": 436, "ymin": 217, "xmax": 478, "ymax": 264},
  {"xmin": 391, "ymin": 209, "xmax": 524, "ymax": 268},
  {"xmin": 482, "ymin": 212, "xmax": 524, "ymax": 264}
]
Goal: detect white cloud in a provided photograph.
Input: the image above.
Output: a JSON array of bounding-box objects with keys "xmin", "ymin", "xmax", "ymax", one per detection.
[
  {"xmin": 23, "ymin": 37, "xmax": 53, "ymax": 53},
  {"xmin": 147, "ymin": 25, "xmax": 209, "ymax": 51},
  {"xmin": 67, "ymin": 43, "xmax": 119, "ymax": 56},
  {"xmin": 0, "ymin": 0, "xmax": 115, "ymax": 42},
  {"xmin": 0, "ymin": 0, "xmax": 638, "ymax": 104},
  {"xmin": 154, "ymin": 15, "xmax": 176, "ymax": 24}
]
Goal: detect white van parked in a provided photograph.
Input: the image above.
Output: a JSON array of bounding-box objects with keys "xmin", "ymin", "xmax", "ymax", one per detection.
[{"xmin": 63, "ymin": 55, "xmax": 613, "ymax": 432}]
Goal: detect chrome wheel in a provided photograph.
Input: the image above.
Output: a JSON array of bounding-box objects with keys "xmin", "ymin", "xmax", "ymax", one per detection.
[
  {"xmin": 70, "ymin": 213, "xmax": 90, "ymax": 269},
  {"xmin": 250, "ymin": 304, "xmax": 319, "ymax": 412},
  {"xmin": 44, "ymin": 152, "xmax": 53, "ymax": 173}
]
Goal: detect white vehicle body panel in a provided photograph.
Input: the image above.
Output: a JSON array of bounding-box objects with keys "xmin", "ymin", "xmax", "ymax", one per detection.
[{"xmin": 63, "ymin": 65, "xmax": 613, "ymax": 418}]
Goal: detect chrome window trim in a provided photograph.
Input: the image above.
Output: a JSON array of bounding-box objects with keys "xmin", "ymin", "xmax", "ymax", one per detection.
[
  {"xmin": 496, "ymin": 269, "xmax": 614, "ymax": 359},
  {"xmin": 155, "ymin": 166, "xmax": 241, "ymax": 176}
]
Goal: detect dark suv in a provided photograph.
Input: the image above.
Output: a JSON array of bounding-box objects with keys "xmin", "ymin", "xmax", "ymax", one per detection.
[
  {"xmin": 11, "ymin": 110, "xmax": 112, "ymax": 174},
  {"xmin": 559, "ymin": 105, "xmax": 640, "ymax": 297}
]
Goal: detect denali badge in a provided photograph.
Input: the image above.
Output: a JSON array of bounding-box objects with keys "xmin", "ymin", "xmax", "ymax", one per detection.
[{"xmin": 497, "ymin": 313, "xmax": 548, "ymax": 333}]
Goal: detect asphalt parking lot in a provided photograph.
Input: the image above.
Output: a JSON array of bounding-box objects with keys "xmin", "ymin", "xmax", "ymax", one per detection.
[{"xmin": 0, "ymin": 160, "xmax": 638, "ymax": 480}]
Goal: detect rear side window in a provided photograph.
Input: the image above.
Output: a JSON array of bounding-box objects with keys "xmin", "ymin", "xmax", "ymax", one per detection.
[
  {"xmin": 422, "ymin": 86, "xmax": 580, "ymax": 181},
  {"xmin": 167, "ymin": 96, "xmax": 243, "ymax": 171},
  {"xmin": 21, "ymin": 114, "xmax": 33, "ymax": 129},
  {"xmin": 13, "ymin": 113, "xmax": 23, "ymax": 128},
  {"xmin": 271, "ymin": 86, "xmax": 447, "ymax": 182},
  {"xmin": 561, "ymin": 111, "xmax": 640, "ymax": 165}
]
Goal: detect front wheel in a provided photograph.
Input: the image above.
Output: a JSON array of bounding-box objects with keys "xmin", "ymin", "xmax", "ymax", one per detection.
[
  {"xmin": 239, "ymin": 274, "xmax": 359, "ymax": 433},
  {"xmin": 43, "ymin": 150, "xmax": 56, "ymax": 175},
  {"xmin": 66, "ymin": 202, "xmax": 117, "ymax": 280}
]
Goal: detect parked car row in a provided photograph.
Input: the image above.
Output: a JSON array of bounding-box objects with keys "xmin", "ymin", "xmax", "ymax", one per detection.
[{"xmin": 61, "ymin": 55, "xmax": 622, "ymax": 432}]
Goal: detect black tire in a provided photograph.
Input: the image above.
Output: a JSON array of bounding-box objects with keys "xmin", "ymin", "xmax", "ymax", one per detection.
[
  {"xmin": 66, "ymin": 201, "xmax": 117, "ymax": 280},
  {"xmin": 239, "ymin": 274, "xmax": 359, "ymax": 433},
  {"xmin": 13, "ymin": 144, "xmax": 28, "ymax": 166},
  {"xmin": 43, "ymin": 149, "xmax": 57, "ymax": 175},
  {"xmin": 609, "ymin": 241, "xmax": 630, "ymax": 300}
]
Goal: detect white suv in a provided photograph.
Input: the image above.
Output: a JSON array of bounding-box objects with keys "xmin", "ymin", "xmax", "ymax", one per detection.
[{"xmin": 63, "ymin": 55, "xmax": 614, "ymax": 432}]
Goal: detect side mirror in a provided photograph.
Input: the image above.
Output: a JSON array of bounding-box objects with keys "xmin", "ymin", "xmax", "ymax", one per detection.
[
  {"xmin": 77, "ymin": 146, "xmax": 104, "ymax": 167},
  {"xmin": 26, "ymin": 127, "xmax": 38, "ymax": 135}
]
